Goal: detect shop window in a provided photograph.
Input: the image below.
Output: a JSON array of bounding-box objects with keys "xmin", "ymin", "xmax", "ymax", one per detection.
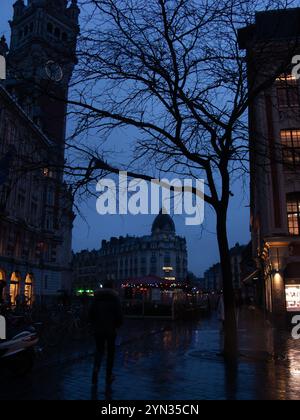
[
  {"xmin": 281, "ymin": 130, "xmax": 300, "ymax": 168},
  {"xmin": 287, "ymin": 193, "xmax": 300, "ymax": 235}
]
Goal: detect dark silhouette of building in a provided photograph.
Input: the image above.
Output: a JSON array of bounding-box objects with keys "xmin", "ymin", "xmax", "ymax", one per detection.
[
  {"xmin": 204, "ymin": 243, "xmax": 246, "ymax": 292},
  {"xmin": 0, "ymin": 0, "xmax": 79, "ymax": 304},
  {"xmin": 239, "ymin": 8, "xmax": 300, "ymax": 320}
]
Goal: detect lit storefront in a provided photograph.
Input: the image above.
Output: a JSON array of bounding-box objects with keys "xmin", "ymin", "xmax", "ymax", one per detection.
[
  {"xmin": 0, "ymin": 271, "xmax": 36, "ymax": 306},
  {"xmin": 285, "ymin": 285, "xmax": 300, "ymax": 312},
  {"xmin": 261, "ymin": 243, "xmax": 300, "ymax": 320}
]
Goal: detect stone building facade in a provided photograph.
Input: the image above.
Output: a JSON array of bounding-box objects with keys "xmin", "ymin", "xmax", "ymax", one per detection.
[
  {"xmin": 0, "ymin": 0, "xmax": 79, "ymax": 304},
  {"xmin": 73, "ymin": 212, "xmax": 188, "ymax": 293},
  {"xmin": 239, "ymin": 8, "xmax": 300, "ymax": 321},
  {"xmin": 204, "ymin": 243, "xmax": 246, "ymax": 292}
]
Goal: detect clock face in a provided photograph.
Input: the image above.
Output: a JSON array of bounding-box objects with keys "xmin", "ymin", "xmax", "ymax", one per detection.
[{"xmin": 45, "ymin": 60, "xmax": 63, "ymax": 82}]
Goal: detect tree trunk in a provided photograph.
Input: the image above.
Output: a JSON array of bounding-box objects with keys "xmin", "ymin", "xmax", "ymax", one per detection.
[{"xmin": 216, "ymin": 208, "xmax": 238, "ymax": 360}]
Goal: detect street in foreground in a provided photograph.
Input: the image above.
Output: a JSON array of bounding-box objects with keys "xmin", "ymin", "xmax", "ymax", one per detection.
[{"xmin": 1, "ymin": 309, "xmax": 300, "ymax": 401}]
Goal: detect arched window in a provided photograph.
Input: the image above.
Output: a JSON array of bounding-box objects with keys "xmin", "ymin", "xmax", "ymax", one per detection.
[
  {"xmin": 287, "ymin": 193, "xmax": 300, "ymax": 235},
  {"xmin": 24, "ymin": 274, "xmax": 34, "ymax": 306},
  {"xmin": 62, "ymin": 32, "xmax": 68, "ymax": 42},
  {"xmin": 0, "ymin": 270, "xmax": 5, "ymax": 282},
  {"xmin": 10, "ymin": 271, "xmax": 21, "ymax": 305}
]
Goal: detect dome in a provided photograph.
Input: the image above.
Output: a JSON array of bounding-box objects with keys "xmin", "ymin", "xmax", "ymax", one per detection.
[{"xmin": 151, "ymin": 210, "xmax": 176, "ymax": 234}]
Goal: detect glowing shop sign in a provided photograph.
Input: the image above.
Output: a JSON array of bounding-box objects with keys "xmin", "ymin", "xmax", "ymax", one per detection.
[{"xmin": 286, "ymin": 285, "xmax": 300, "ymax": 312}]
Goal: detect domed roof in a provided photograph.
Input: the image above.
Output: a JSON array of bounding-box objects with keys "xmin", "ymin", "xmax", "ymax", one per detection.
[{"xmin": 151, "ymin": 210, "xmax": 176, "ymax": 234}]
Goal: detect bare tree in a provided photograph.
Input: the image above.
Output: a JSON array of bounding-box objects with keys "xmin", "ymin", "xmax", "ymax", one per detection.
[{"xmin": 10, "ymin": 0, "xmax": 298, "ymax": 358}]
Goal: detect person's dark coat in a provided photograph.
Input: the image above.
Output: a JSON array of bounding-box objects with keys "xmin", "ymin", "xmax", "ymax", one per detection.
[{"xmin": 89, "ymin": 289, "xmax": 123, "ymax": 335}]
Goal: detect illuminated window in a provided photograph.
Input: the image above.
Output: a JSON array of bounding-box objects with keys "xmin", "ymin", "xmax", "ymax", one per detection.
[
  {"xmin": 0, "ymin": 270, "xmax": 5, "ymax": 282},
  {"xmin": 43, "ymin": 168, "xmax": 54, "ymax": 178},
  {"xmin": 287, "ymin": 193, "xmax": 300, "ymax": 235},
  {"xmin": 24, "ymin": 274, "xmax": 34, "ymax": 306},
  {"xmin": 10, "ymin": 271, "xmax": 21, "ymax": 305},
  {"xmin": 281, "ymin": 130, "xmax": 300, "ymax": 168},
  {"xmin": 276, "ymin": 74, "xmax": 299, "ymax": 108}
]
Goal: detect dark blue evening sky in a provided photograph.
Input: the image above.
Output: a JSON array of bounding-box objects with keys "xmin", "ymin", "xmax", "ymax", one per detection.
[{"xmin": 0, "ymin": 1, "xmax": 250, "ymax": 276}]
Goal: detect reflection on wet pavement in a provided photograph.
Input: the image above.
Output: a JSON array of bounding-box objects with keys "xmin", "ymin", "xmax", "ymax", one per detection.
[{"xmin": 1, "ymin": 309, "xmax": 300, "ymax": 400}]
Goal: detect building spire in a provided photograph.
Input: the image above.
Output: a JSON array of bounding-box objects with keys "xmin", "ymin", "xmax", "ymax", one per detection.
[
  {"xmin": 0, "ymin": 36, "xmax": 8, "ymax": 57},
  {"xmin": 67, "ymin": 0, "xmax": 80, "ymax": 22},
  {"xmin": 13, "ymin": 0, "xmax": 25, "ymax": 18}
]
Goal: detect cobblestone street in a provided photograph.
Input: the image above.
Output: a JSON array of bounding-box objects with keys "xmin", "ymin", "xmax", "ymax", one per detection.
[{"xmin": 1, "ymin": 309, "xmax": 300, "ymax": 400}]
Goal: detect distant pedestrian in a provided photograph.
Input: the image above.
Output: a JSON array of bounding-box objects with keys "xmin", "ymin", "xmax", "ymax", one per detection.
[{"xmin": 89, "ymin": 281, "xmax": 123, "ymax": 386}]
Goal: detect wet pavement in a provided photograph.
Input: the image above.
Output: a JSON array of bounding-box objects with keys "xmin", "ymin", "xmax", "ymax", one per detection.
[{"xmin": 1, "ymin": 308, "xmax": 300, "ymax": 400}]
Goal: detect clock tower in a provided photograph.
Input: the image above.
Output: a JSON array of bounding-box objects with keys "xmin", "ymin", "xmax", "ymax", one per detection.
[{"xmin": 6, "ymin": 0, "xmax": 80, "ymax": 159}]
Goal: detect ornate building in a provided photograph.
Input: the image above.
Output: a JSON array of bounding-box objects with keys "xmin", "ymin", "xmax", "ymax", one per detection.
[
  {"xmin": 0, "ymin": 0, "xmax": 80, "ymax": 304},
  {"xmin": 73, "ymin": 212, "xmax": 188, "ymax": 293},
  {"xmin": 239, "ymin": 9, "xmax": 300, "ymax": 321}
]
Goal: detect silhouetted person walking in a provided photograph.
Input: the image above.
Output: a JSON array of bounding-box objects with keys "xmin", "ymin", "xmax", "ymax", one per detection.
[{"xmin": 89, "ymin": 281, "xmax": 123, "ymax": 386}]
